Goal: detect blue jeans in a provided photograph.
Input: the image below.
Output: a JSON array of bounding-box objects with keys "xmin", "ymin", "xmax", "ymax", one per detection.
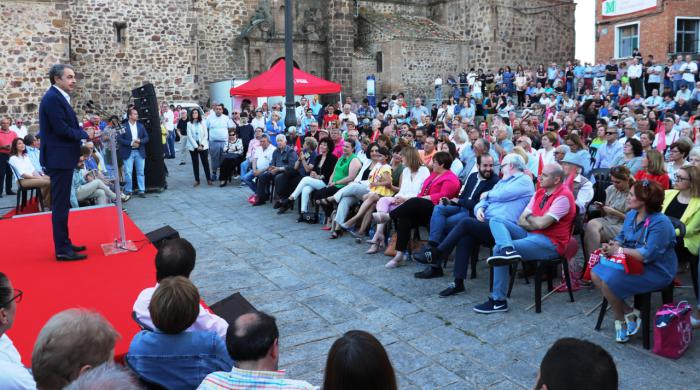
[
  {"xmin": 240, "ymin": 159, "xmax": 250, "ymax": 175},
  {"xmin": 429, "ymin": 205, "xmax": 469, "ymax": 244},
  {"xmin": 672, "ymin": 79, "xmax": 683, "ymax": 93},
  {"xmin": 165, "ymin": 131, "xmax": 176, "ymax": 158},
  {"xmin": 241, "ymin": 170, "xmax": 257, "ymax": 193},
  {"xmin": 435, "ymin": 85, "xmax": 443, "ymax": 104},
  {"xmin": 489, "ymin": 217, "xmax": 559, "ymax": 301},
  {"xmin": 684, "ymin": 80, "xmax": 696, "ymax": 92},
  {"xmin": 123, "ymin": 149, "xmax": 145, "ymax": 194}
]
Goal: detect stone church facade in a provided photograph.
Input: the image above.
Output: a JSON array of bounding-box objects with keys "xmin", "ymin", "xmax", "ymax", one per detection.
[{"xmin": 0, "ymin": 0, "xmax": 574, "ymax": 130}]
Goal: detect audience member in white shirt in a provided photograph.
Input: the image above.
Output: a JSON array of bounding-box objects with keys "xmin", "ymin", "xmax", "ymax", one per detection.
[
  {"xmin": 0, "ymin": 272, "xmax": 37, "ymax": 390},
  {"xmin": 8, "ymin": 138, "xmax": 51, "ymax": 208}
]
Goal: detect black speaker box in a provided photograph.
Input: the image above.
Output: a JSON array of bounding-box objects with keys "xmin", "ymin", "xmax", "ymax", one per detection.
[
  {"xmin": 145, "ymin": 225, "xmax": 180, "ymax": 250},
  {"xmin": 210, "ymin": 293, "xmax": 257, "ymax": 324},
  {"xmin": 131, "ymin": 83, "xmax": 166, "ymax": 190},
  {"xmin": 131, "ymin": 83, "xmax": 156, "ymax": 99}
]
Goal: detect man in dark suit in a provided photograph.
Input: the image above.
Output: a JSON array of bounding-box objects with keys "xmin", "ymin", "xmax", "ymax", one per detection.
[
  {"xmin": 117, "ymin": 107, "xmax": 149, "ymax": 197},
  {"xmin": 39, "ymin": 64, "xmax": 89, "ymax": 261}
]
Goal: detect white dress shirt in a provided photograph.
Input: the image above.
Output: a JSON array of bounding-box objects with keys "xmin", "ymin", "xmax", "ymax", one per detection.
[
  {"xmin": 163, "ymin": 109, "xmax": 175, "ymax": 131},
  {"xmin": 253, "ymin": 145, "xmax": 275, "ymax": 171},
  {"xmin": 0, "ymin": 334, "xmax": 37, "ymax": 390},
  {"xmin": 128, "ymin": 121, "xmax": 139, "ymax": 144},
  {"xmin": 53, "ymin": 85, "xmax": 70, "ymax": 103},
  {"xmin": 627, "ymin": 64, "xmax": 642, "ymax": 79},
  {"xmin": 8, "ymin": 155, "xmax": 37, "ymax": 178}
]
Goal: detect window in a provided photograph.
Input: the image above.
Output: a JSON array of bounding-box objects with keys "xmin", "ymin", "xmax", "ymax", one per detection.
[
  {"xmin": 616, "ymin": 23, "xmax": 639, "ymax": 58},
  {"xmin": 114, "ymin": 22, "xmax": 127, "ymax": 44},
  {"xmin": 676, "ymin": 18, "xmax": 699, "ymax": 53},
  {"xmin": 376, "ymin": 51, "xmax": 383, "ymax": 73}
]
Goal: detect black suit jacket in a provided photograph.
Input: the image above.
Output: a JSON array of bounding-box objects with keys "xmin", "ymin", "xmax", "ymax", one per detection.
[
  {"xmin": 39, "ymin": 86, "xmax": 89, "ymax": 170},
  {"xmin": 458, "ymin": 171, "xmax": 499, "ymax": 214}
]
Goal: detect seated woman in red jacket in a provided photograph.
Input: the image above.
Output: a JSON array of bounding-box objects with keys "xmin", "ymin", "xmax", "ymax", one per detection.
[
  {"xmin": 634, "ymin": 149, "xmax": 670, "ymax": 190},
  {"xmin": 385, "ymin": 152, "xmax": 460, "ymax": 268}
]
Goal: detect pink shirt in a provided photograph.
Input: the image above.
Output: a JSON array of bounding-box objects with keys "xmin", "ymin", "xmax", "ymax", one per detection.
[
  {"xmin": 133, "ymin": 284, "xmax": 229, "ymax": 340},
  {"xmin": 0, "ymin": 130, "xmax": 17, "ymax": 155}
]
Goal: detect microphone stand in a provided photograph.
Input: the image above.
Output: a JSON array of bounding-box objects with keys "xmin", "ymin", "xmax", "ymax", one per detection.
[{"xmin": 85, "ymin": 101, "xmax": 137, "ymax": 255}]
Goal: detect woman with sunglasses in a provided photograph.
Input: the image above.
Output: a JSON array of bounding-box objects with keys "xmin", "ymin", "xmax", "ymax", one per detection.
[
  {"xmin": 0, "ymin": 272, "xmax": 35, "ymax": 388},
  {"xmin": 590, "ymin": 180, "xmax": 678, "ymax": 343},
  {"xmin": 661, "ymin": 165, "xmax": 700, "ymax": 327}
]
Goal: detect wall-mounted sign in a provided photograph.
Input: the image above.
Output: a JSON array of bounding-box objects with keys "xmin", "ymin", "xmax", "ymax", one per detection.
[{"xmin": 601, "ymin": 0, "xmax": 657, "ymax": 19}]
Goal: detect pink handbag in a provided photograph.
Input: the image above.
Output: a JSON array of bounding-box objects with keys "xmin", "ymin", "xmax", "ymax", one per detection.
[{"xmin": 653, "ymin": 301, "xmax": 693, "ymax": 359}]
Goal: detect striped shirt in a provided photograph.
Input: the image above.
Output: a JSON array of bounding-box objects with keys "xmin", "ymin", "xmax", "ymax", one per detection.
[{"xmin": 197, "ymin": 367, "xmax": 316, "ymax": 390}]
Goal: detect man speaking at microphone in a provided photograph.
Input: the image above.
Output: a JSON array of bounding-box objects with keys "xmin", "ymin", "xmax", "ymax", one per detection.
[{"xmin": 39, "ymin": 64, "xmax": 89, "ymax": 261}]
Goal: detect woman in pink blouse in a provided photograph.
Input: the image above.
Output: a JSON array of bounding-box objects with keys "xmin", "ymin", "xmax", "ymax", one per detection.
[{"xmin": 384, "ymin": 152, "xmax": 460, "ymax": 268}]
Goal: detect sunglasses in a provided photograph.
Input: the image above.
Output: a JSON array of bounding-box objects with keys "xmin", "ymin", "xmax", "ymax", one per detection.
[{"xmin": 2, "ymin": 288, "xmax": 23, "ymax": 307}]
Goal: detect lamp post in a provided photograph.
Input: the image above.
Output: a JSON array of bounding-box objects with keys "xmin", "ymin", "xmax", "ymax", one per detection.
[{"xmin": 283, "ymin": 0, "xmax": 296, "ymax": 129}]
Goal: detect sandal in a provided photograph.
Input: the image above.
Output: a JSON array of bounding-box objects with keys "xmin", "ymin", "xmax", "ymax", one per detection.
[
  {"xmin": 624, "ymin": 309, "xmax": 641, "ymax": 336},
  {"xmin": 329, "ymin": 230, "xmax": 342, "ymax": 239},
  {"xmin": 366, "ymin": 240, "xmax": 386, "ymax": 254}
]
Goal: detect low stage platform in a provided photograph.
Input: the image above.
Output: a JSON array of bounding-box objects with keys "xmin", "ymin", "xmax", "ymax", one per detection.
[{"xmin": 0, "ymin": 205, "xmax": 156, "ymax": 366}]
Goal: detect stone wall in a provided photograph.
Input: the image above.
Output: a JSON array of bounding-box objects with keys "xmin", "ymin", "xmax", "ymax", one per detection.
[
  {"xmin": 67, "ymin": 0, "xmax": 199, "ymax": 114},
  {"xmin": 327, "ymin": 0, "xmax": 355, "ymax": 94},
  {"xmin": 0, "ymin": 0, "xmax": 69, "ymax": 131},
  {"xmin": 0, "ymin": 0, "xmax": 575, "ymax": 122}
]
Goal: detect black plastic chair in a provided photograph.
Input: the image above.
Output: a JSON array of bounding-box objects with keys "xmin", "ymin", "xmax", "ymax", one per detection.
[
  {"xmin": 594, "ymin": 216, "xmax": 685, "ymax": 349},
  {"xmin": 595, "ymin": 284, "xmax": 674, "ymax": 349},
  {"xmin": 9, "ymin": 164, "xmax": 43, "ymax": 213},
  {"xmin": 589, "ymin": 168, "xmax": 611, "ymax": 204}
]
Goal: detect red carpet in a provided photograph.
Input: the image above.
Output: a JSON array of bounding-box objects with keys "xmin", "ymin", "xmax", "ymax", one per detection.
[
  {"xmin": 0, "ymin": 205, "xmax": 157, "ymax": 366},
  {"xmin": 2, "ymin": 196, "xmax": 41, "ymax": 218}
]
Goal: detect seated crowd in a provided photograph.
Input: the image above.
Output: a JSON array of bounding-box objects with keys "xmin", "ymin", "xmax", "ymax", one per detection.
[
  {"xmin": 0, "ymin": 239, "xmax": 620, "ymax": 389},
  {"xmin": 230, "ymin": 78, "xmax": 700, "ymax": 341}
]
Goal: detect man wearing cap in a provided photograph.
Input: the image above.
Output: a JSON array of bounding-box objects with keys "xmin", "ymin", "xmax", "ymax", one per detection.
[{"xmin": 560, "ymin": 152, "xmax": 593, "ymax": 214}]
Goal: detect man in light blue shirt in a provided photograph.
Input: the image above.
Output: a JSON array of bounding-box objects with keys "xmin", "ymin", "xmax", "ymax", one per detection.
[
  {"xmin": 409, "ymin": 98, "xmax": 430, "ymax": 123},
  {"xmin": 414, "ymin": 153, "xmax": 534, "ymax": 290},
  {"xmin": 547, "ymin": 63, "xmax": 560, "ymax": 86},
  {"xmin": 24, "ymin": 133, "xmax": 44, "ymax": 174},
  {"xmin": 644, "ymin": 89, "xmax": 662, "ymax": 110},
  {"xmin": 594, "ymin": 126, "xmax": 623, "ymax": 169}
]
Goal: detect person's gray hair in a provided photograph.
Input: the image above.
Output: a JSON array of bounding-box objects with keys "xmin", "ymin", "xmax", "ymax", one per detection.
[
  {"xmin": 48, "ymin": 63, "xmax": 74, "ymax": 85},
  {"xmin": 556, "ymin": 145, "xmax": 570, "ymax": 154},
  {"xmin": 64, "ymin": 363, "xmax": 142, "ymax": 390},
  {"xmin": 275, "ymin": 134, "xmax": 286, "ymax": 144},
  {"xmin": 501, "ymin": 153, "xmax": 526, "ymax": 171},
  {"xmin": 260, "ymin": 133, "xmax": 270, "ymax": 140},
  {"xmin": 689, "ymin": 146, "xmax": 700, "ymax": 161}
]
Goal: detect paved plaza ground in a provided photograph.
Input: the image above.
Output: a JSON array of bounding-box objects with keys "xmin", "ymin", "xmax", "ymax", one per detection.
[{"xmin": 3, "ymin": 159, "xmax": 699, "ymax": 389}]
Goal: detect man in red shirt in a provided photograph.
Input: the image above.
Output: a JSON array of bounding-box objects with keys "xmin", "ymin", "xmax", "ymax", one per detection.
[
  {"xmin": 0, "ymin": 117, "xmax": 18, "ymax": 196},
  {"xmin": 474, "ymin": 163, "xmax": 576, "ymax": 314}
]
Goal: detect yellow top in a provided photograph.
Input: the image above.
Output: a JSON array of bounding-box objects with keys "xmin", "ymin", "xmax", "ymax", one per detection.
[
  {"xmin": 369, "ymin": 164, "xmax": 394, "ymax": 197},
  {"xmin": 662, "ymin": 189, "xmax": 700, "ymax": 255}
]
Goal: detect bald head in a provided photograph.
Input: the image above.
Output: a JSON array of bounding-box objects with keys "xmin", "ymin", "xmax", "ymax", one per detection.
[
  {"xmin": 226, "ymin": 311, "xmax": 279, "ymax": 366},
  {"xmin": 540, "ymin": 163, "xmax": 565, "ymax": 190}
]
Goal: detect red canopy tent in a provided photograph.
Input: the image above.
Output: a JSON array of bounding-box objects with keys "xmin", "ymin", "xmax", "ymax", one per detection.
[{"xmin": 229, "ymin": 59, "xmax": 342, "ymax": 97}]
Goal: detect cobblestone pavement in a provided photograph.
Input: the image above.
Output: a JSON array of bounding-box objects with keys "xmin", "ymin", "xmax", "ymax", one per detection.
[{"xmin": 3, "ymin": 159, "xmax": 699, "ymax": 389}]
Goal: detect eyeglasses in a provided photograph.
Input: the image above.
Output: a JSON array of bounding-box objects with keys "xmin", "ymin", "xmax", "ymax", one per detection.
[
  {"xmin": 2, "ymin": 288, "xmax": 23, "ymax": 307},
  {"xmin": 606, "ymin": 132, "xmax": 617, "ymax": 135},
  {"xmin": 676, "ymin": 176, "xmax": 690, "ymax": 182}
]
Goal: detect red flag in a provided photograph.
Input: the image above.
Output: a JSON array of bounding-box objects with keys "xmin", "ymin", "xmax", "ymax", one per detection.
[
  {"xmin": 655, "ymin": 122, "xmax": 666, "ymax": 153},
  {"xmin": 564, "ymin": 170, "xmax": 576, "ymax": 191},
  {"xmin": 295, "ymin": 136, "xmax": 302, "ymax": 153},
  {"xmin": 536, "ymin": 153, "xmax": 544, "ymax": 190}
]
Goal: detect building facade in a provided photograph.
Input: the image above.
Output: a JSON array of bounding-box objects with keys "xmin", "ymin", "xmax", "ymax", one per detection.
[
  {"xmin": 595, "ymin": 0, "xmax": 700, "ymax": 63},
  {"xmin": 1, "ymin": 0, "xmax": 575, "ymax": 132}
]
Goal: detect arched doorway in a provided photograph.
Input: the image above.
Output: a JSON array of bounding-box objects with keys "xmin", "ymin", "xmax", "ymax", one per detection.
[{"xmin": 270, "ymin": 57, "xmax": 300, "ymax": 69}]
